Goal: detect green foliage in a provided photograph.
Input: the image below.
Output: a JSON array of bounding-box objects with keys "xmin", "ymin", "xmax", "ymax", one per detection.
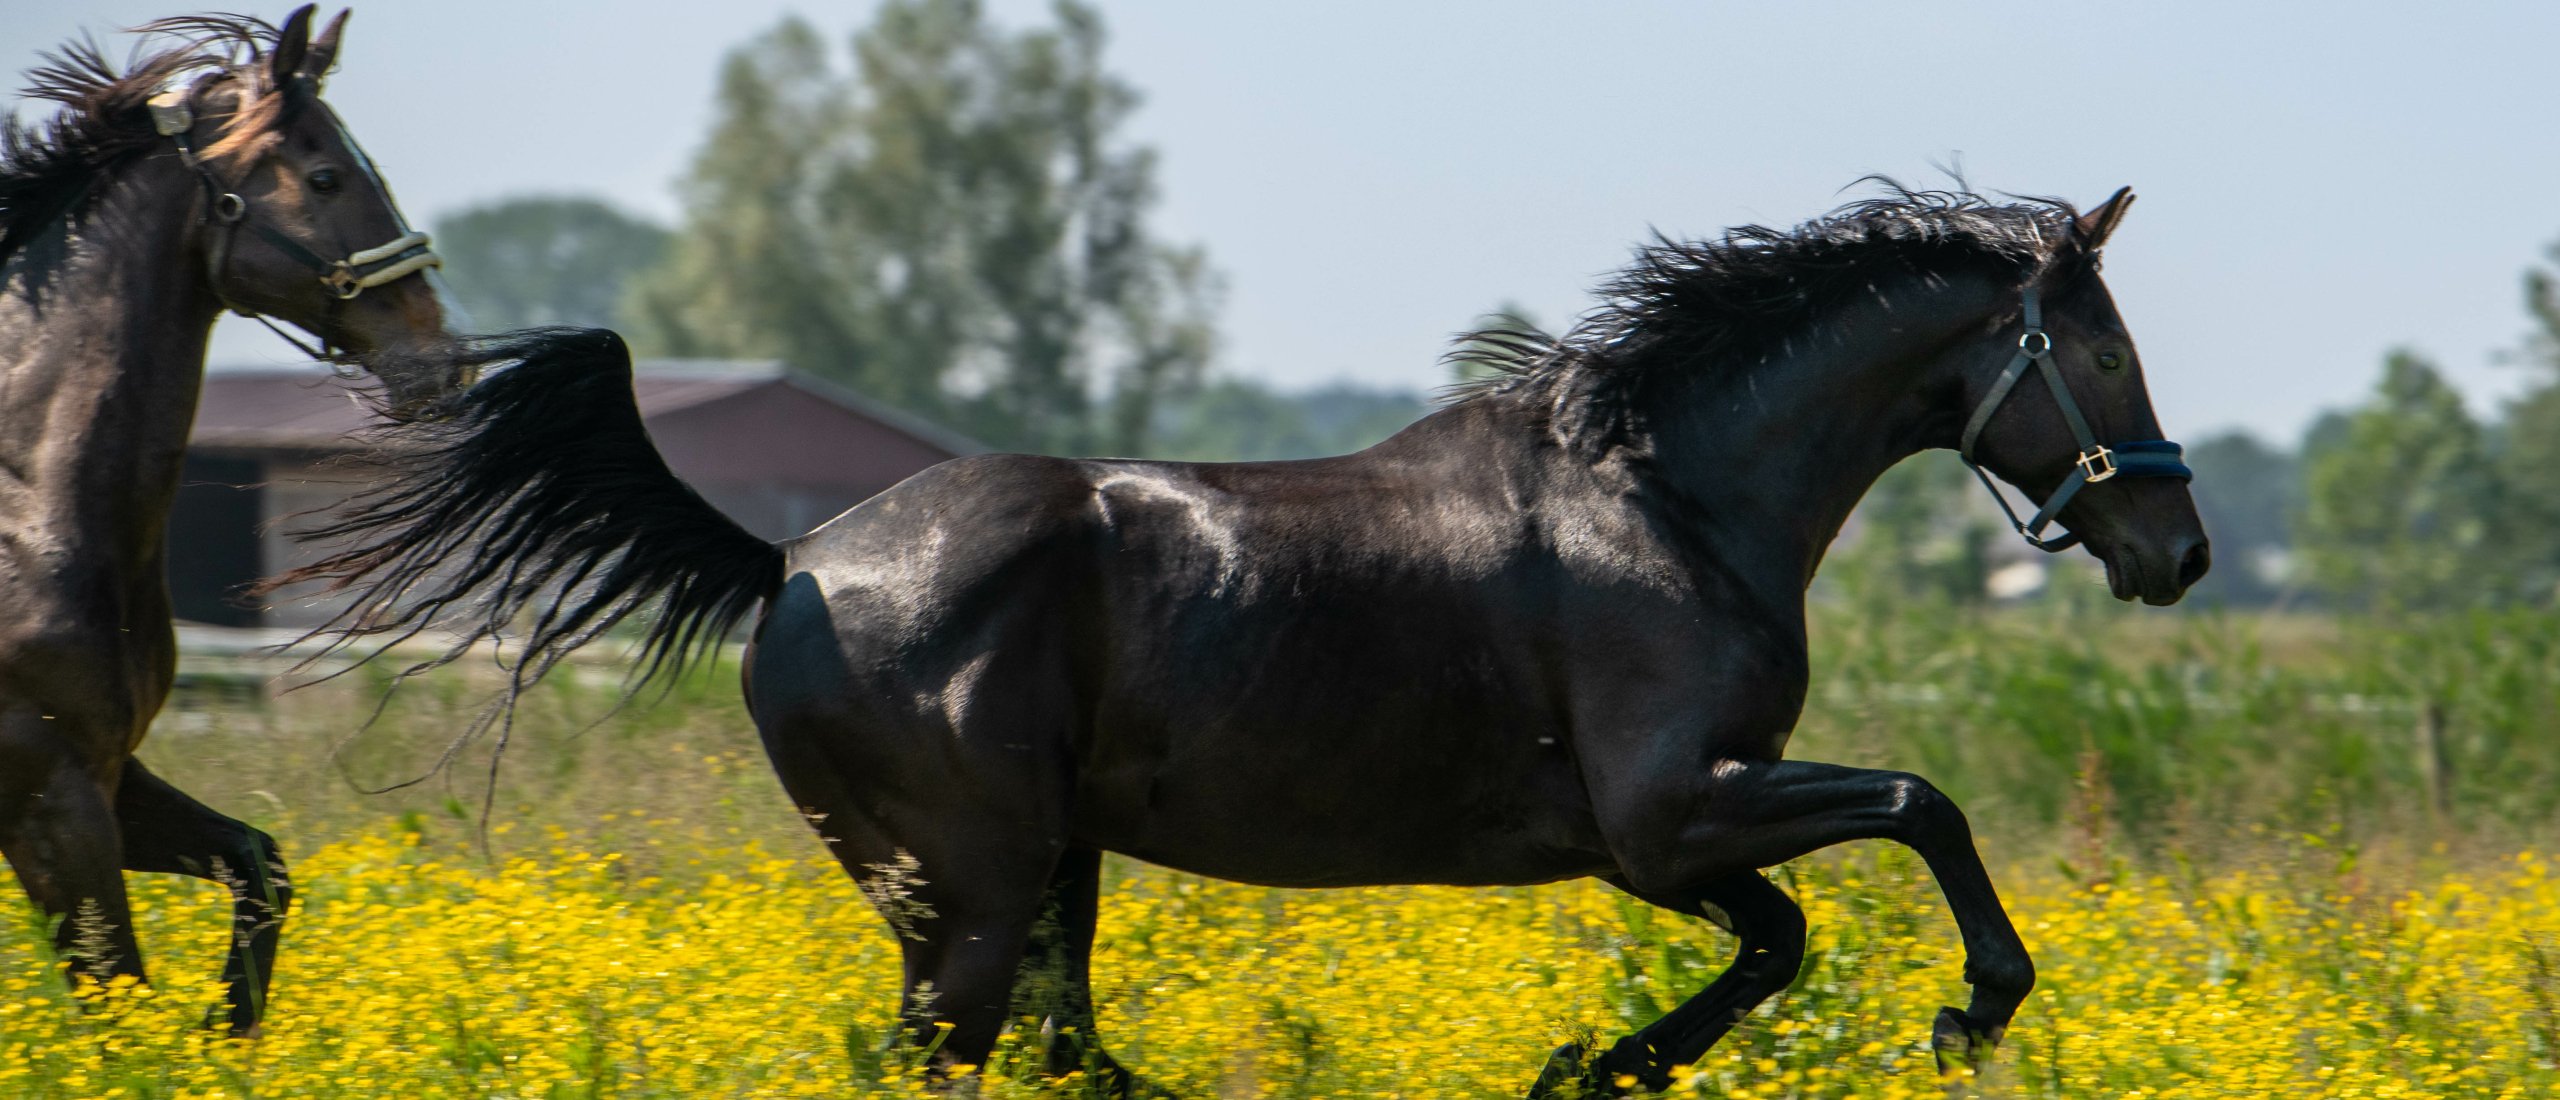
[
  {"xmin": 433, "ymin": 196, "xmax": 670, "ymax": 330},
  {"xmin": 2296, "ymin": 350, "xmax": 2511, "ymax": 610},
  {"xmin": 625, "ymin": 0, "xmax": 1215, "ymax": 456},
  {"xmin": 1447, "ymin": 301, "xmax": 1544, "ymax": 389},
  {"xmin": 1826, "ymin": 455, "xmax": 1995, "ymax": 611},
  {"xmin": 2499, "ymin": 244, "xmax": 2560, "ymax": 602},
  {"xmin": 1799, "ymin": 599, "xmax": 2560, "ymax": 845},
  {"xmin": 1146, "ymin": 380, "xmax": 1426, "ymax": 462},
  {"xmin": 2180, "ymin": 430, "xmax": 2298, "ymax": 605}
]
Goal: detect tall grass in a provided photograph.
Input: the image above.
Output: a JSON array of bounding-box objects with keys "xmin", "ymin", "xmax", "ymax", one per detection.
[
  {"xmin": 1801, "ymin": 595, "xmax": 2560, "ymax": 854},
  {"xmin": 135, "ymin": 599, "xmax": 2560, "ymax": 865}
]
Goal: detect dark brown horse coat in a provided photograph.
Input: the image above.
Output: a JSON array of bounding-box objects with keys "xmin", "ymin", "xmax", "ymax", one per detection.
[{"xmin": 0, "ymin": 8, "xmax": 454, "ymax": 1033}]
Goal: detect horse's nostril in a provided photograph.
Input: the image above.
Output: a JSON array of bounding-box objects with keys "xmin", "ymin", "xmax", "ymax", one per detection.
[{"xmin": 2177, "ymin": 540, "xmax": 2212, "ymax": 589}]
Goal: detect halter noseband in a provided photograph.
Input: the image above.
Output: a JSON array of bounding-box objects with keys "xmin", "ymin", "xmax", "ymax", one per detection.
[
  {"xmin": 1958, "ymin": 287, "xmax": 2190, "ymax": 553},
  {"xmin": 149, "ymin": 83, "xmax": 441, "ymax": 356}
]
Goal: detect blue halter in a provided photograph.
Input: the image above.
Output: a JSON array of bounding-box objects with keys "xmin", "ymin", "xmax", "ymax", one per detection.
[{"xmin": 1958, "ymin": 288, "xmax": 2190, "ymax": 553}]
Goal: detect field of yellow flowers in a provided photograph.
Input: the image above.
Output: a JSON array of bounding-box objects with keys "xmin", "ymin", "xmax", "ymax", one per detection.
[
  {"xmin": 2, "ymin": 819, "xmax": 2553, "ymax": 1098},
  {"xmin": 5, "ymin": 604, "xmax": 2558, "ymax": 1097}
]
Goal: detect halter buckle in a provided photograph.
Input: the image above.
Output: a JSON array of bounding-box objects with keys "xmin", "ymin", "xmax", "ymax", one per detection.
[
  {"xmin": 323, "ymin": 264, "xmax": 365, "ymax": 300},
  {"xmin": 2077, "ymin": 445, "xmax": 2118, "ymax": 483},
  {"xmin": 147, "ymin": 91, "xmax": 195, "ymax": 137}
]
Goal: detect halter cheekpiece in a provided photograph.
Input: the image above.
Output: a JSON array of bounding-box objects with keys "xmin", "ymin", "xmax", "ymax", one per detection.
[
  {"xmin": 148, "ymin": 79, "xmax": 440, "ymax": 356},
  {"xmin": 1958, "ymin": 287, "xmax": 2190, "ymax": 553}
]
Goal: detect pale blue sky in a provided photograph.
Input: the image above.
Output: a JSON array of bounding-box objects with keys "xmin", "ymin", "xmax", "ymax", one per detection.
[{"xmin": 11, "ymin": 1, "xmax": 2559, "ymax": 445}]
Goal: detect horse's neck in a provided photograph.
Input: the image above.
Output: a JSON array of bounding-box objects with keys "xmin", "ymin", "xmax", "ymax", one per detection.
[
  {"xmin": 0, "ymin": 163, "xmax": 220, "ymax": 566},
  {"xmin": 1641, "ymin": 279, "xmax": 2000, "ymax": 593}
]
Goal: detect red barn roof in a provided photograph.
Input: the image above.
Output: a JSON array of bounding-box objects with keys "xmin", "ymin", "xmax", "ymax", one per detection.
[{"xmin": 193, "ymin": 360, "xmax": 982, "ymax": 459}]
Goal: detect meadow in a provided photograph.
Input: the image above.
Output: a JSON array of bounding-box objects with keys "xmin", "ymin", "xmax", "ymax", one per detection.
[{"xmin": 3, "ymin": 593, "xmax": 2557, "ymax": 1098}]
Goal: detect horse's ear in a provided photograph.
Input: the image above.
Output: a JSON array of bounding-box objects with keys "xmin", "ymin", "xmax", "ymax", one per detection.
[
  {"xmin": 2074, "ymin": 187, "xmax": 2135, "ymax": 250},
  {"xmin": 303, "ymin": 10, "xmax": 351, "ymax": 90},
  {"xmin": 269, "ymin": 5, "xmax": 316, "ymax": 89}
]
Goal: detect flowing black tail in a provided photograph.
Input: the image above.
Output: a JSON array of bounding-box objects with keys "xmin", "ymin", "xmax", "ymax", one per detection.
[{"xmin": 270, "ymin": 327, "xmax": 782, "ymax": 693}]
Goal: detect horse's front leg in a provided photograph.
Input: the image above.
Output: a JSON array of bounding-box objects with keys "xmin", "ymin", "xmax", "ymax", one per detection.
[
  {"xmin": 114, "ymin": 759, "xmax": 291, "ymax": 1035},
  {"xmin": 1603, "ymin": 757, "xmax": 2034, "ymax": 1082},
  {"xmin": 0, "ymin": 720, "xmax": 147, "ymax": 1000}
]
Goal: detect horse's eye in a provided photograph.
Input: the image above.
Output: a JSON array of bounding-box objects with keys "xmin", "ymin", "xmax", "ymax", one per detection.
[
  {"xmin": 2097, "ymin": 352, "xmax": 2125, "ymax": 372},
  {"xmin": 308, "ymin": 167, "xmax": 342, "ymax": 194}
]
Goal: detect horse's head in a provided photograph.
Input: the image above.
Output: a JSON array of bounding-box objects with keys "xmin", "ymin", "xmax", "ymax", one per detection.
[
  {"xmin": 153, "ymin": 6, "xmax": 460, "ymax": 414},
  {"xmin": 1955, "ymin": 188, "xmax": 2209, "ymax": 605}
]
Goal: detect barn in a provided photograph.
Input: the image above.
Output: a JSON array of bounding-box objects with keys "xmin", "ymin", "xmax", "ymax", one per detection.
[{"xmin": 175, "ymin": 360, "xmax": 982, "ymax": 629}]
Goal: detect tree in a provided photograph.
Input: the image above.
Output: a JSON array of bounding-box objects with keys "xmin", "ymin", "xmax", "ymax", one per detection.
[
  {"xmin": 2297, "ymin": 351, "xmax": 2509, "ymax": 610},
  {"xmin": 1447, "ymin": 302, "xmax": 1544, "ymax": 390},
  {"xmin": 1828, "ymin": 454, "xmax": 1995, "ymax": 609},
  {"xmin": 625, "ymin": 1, "xmax": 1215, "ymax": 455},
  {"xmin": 2181, "ymin": 430, "xmax": 2298, "ymax": 606},
  {"xmin": 2497, "ymin": 242, "xmax": 2560, "ymax": 602},
  {"xmin": 433, "ymin": 197, "xmax": 671, "ymax": 330},
  {"xmin": 1148, "ymin": 381, "xmax": 1427, "ymax": 462}
]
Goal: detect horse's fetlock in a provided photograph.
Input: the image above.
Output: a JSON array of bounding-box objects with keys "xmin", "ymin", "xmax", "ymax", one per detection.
[{"xmin": 1968, "ymin": 954, "xmax": 2036, "ymax": 1001}]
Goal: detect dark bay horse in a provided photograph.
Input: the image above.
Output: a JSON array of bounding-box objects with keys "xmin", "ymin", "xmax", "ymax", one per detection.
[
  {"xmin": 0, "ymin": 8, "xmax": 455, "ymax": 1033},
  {"xmin": 286, "ymin": 187, "xmax": 2206, "ymax": 1093}
]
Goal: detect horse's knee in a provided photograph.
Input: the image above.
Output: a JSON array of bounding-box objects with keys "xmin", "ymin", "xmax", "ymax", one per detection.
[{"xmin": 1884, "ymin": 772, "xmax": 1970, "ymax": 841}]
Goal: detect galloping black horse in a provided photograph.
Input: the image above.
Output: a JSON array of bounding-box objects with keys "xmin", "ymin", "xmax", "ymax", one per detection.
[
  {"xmin": 285, "ymin": 186, "xmax": 2205, "ymax": 1092},
  {"xmin": 0, "ymin": 8, "xmax": 455, "ymax": 1033}
]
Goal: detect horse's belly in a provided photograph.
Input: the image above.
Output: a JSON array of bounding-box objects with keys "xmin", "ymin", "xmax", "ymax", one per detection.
[{"xmin": 1071, "ymin": 721, "xmax": 1613, "ymax": 888}]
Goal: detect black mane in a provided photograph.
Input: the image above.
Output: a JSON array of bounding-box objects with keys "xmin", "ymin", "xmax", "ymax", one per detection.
[
  {"xmin": 1448, "ymin": 184, "xmax": 2091, "ymax": 451},
  {"xmin": 0, "ymin": 15, "xmax": 286, "ymax": 268}
]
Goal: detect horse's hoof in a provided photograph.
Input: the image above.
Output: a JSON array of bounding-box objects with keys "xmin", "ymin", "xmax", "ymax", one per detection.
[
  {"xmin": 1039, "ymin": 1025, "xmax": 1140, "ymax": 1098},
  {"xmin": 1527, "ymin": 1040, "xmax": 1652, "ymax": 1098},
  {"xmin": 1930, "ymin": 1006, "xmax": 2003, "ymax": 1075},
  {"xmin": 1527, "ymin": 1042, "xmax": 1592, "ymax": 1098}
]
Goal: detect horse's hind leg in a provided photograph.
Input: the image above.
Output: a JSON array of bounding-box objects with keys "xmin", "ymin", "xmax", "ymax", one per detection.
[
  {"xmin": 1534, "ymin": 871, "xmax": 1806, "ymax": 1096},
  {"xmin": 1023, "ymin": 846, "xmax": 1138, "ymax": 1095},
  {"xmin": 883, "ymin": 870, "xmax": 1051, "ymax": 1078},
  {"xmin": 113, "ymin": 759, "xmax": 290, "ymax": 1035},
  {"xmin": 0, "ymin": 733, "xmax": 146, "ymax": 998},
  {"xmin": 767, "ymin": 741, "xmax": 1060, "ymax": 1079}
]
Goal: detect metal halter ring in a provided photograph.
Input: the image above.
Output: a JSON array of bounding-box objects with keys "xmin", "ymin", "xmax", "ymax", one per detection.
[
  {"xmin": 2018, "ymin": 330, "xmax": 2053, "ymax": 357},
  {"xmin": 2076, "ymin": 445, "xmax": 2119, "ymax": 483},
  {"xmin": 323, "ymin": 265, "xmax": 364, "ymax": 300},
  {"xmin": 212, "ymin": 192, "xmax": 247, "ymax": 223}
]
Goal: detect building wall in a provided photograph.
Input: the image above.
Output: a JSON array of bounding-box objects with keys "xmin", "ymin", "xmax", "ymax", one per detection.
[
  {"xmin": 252, "ymin": 455, "xmax": 384, "ymax": 631},
  {"xmin": 167, "ymin": 455, "xmax": 266, "ymax": 627},
  {"xmin": 649, "ymin": 383, "xmax": 961, "ymax": 541}
]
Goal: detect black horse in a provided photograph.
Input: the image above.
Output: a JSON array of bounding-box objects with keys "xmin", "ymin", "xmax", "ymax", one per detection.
[
  {"xmin": 0, "ymin": 8, "xmax": 455, "ymax": 1034},
  {"xmin": 284, "ymin": 186, "xmax": 2205, "ymax": 1093}
]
